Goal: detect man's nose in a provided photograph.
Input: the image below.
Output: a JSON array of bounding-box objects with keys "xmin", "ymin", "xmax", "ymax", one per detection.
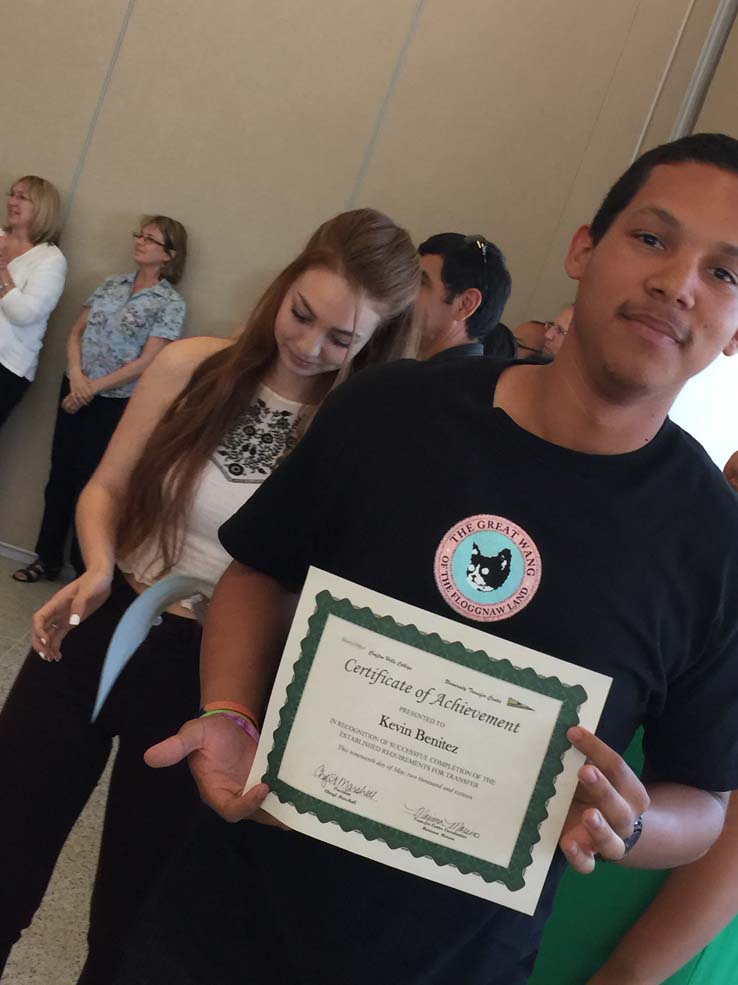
[{"xmin": 645, "ymin": 253, "xmax": 697, "ymax": 309}]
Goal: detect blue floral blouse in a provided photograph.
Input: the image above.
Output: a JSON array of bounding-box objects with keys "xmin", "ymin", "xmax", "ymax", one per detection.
[{"xmin": 78, "ymin": 273, "xmax": 186, "ymax": 398}]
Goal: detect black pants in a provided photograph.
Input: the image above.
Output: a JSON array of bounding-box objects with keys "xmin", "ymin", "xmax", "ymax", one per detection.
[
  {"xmin": 0, "ymin": 574, "xmax": 203, "ymax": 984},
  {"xmin": 115, "ymin": 814, "xmax": 539, "ymax": 985},
  {"xmin": 35, "ymin": 376, "xmax": 128, "ymax": 574},
  {"xmin": 0, "ymin": 362, "xmax": 30, "ymax": 429}
]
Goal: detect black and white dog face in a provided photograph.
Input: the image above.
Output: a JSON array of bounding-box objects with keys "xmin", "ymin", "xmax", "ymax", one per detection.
[{"xmin": 466, "ymin": 543, "xmax": 512, "ymax": 592}]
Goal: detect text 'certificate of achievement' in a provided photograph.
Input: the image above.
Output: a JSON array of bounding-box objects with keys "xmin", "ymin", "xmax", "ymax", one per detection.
[{"xmin": 247, "ymin": 568, "xmax": 611, "ymax": 914}]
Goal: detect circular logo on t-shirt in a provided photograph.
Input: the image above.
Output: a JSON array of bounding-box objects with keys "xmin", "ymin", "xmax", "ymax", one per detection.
[{"xmin": 434, "ymin": 514, "xmax": 541, "ymax": 622}]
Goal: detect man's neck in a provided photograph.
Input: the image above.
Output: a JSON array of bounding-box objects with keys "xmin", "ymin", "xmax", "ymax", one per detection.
[
  {"xmin": 494, "ymin": 355, "xmax": 677, "ymax": 455},
  {"xmin": 422, "ymin": 323, "xmax": 472, "ymax": 360}
]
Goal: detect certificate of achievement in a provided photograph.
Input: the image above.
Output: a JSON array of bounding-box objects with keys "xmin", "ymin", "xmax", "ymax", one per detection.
[{"xmin": 247, "ymin": 567, "xmax": 612, "ymax": 914}]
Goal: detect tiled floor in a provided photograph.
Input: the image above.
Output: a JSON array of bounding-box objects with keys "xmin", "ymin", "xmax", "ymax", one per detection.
[{"xmin": 0, "ymin": 555, "xmax": 112, "ymax": 984}]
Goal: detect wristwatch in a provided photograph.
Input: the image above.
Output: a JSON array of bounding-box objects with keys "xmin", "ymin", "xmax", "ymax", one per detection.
[
  {"xmin": 594, "ymin": 812, "xmax": 644, "ymax": 864},
  {"xmin": 620, "ymin": 812, "xmax": 645, "ymax": 855}
]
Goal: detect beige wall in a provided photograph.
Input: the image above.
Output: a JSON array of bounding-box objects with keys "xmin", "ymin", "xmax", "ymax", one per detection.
[{"xmin": 0, "ymin": 0, "xmax": 725, "ymax": 552}]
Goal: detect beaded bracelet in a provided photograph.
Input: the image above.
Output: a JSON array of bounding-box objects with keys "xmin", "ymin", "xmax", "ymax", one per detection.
[{"xmin": 199, "ymin": 709, "xmax": 260, "ymax": 745}]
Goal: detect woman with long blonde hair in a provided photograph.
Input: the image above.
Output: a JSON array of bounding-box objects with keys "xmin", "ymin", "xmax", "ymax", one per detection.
[{"xmin": 0, "ymin": 208, "xmax": 419, "ymax": 984}]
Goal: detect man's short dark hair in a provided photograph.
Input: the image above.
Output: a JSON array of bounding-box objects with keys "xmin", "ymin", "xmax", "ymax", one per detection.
[
  {"xmin": 590, "ymin": 132, "xmax": 738, "ymax": 244},
  {"xmin": 418, "ymin": 232, "xmax": 512, "ymax": 341}
]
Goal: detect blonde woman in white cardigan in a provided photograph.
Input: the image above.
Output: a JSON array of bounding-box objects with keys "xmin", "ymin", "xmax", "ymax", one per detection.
[{"xmin": 0, "ymin": 175, "xmax": 67, "ymax": 427}]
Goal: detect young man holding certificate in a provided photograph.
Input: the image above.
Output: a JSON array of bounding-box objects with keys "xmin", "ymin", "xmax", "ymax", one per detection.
[{"xmin": 141, "ymin": 134, "xmax": 738, "ymax": 985}]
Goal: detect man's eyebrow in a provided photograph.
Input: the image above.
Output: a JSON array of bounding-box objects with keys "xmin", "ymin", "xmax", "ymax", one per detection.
[
  {"xmin": 630, "ymin": 206, "xmax": 738, "ymax": 256},
  {"xmin": 630, "ymin": 206, "xmax": 681, "ymax": 229},
  {"xmin": 717, "ymin": 240, "xmax": 738, "ymax": 259}
]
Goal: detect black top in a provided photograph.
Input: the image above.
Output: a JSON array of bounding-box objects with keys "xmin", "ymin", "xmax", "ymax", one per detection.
[
  {"xmin": 220, "ymin": 357, "xmax": 738, "ymax": 984},
  {"xmin": 427, "ymin": 341, "xmax": 484, "ymax": 361},
  {"xmin": 483, "ymin": 322, "xmax": 518, "ymax": 359}
]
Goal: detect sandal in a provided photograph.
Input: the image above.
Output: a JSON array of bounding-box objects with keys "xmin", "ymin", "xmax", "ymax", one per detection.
[{"xmin": 12, "ymin": 560, "xmax": 62, "ymax": 583}]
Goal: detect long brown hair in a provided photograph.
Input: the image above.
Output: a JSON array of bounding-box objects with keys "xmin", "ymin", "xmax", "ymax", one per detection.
[{"xmin": 118, "ymin": 208, "xmax": 420, "ymax": 575}]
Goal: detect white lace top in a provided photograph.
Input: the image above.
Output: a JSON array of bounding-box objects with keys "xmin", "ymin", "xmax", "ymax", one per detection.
[{"xmin": 119, "ymin": 385, "xmax": 303, "ymax": 605}]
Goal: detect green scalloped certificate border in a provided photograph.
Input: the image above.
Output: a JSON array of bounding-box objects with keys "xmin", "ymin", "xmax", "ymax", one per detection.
[{"xmin": 263, "ymin": 590, "xmax": 587, "ymax": 892}]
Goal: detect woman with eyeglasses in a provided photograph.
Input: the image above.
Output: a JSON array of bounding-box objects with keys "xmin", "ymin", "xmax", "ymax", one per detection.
[
  {"xmin": 0, "ymin": 175, "xmax": 66, "ymax": 427},
  {"xmin": 13, "ymin": 216, "xmax": 187, "ymax": 584},
  {"xmin": 0, "ymin": 208, "xmax": 419, "ymax": 983}
]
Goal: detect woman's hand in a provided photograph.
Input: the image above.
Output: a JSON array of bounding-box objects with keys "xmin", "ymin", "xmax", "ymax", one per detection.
[
  {"xmin": 61, "ymin": 392, "xmax": 82, "ymax": 414},
  {"xmin": 145, "ymin": 714, "xmax": 284, "ymax": 826},
  {"xmin": 559, "ymin": 727, "xmax": 650, "ymax": 873},
  {"xmin": 31, "ymin": 570, "xmax": 113, "ymax": 660},
  {"xmin": 67, "ymin": 370, "xmax": 97, "ymax": 408}
]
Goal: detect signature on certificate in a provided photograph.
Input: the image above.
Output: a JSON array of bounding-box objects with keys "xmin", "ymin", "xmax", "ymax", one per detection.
[
  {"xmin": 314, "ymin": 764, "xmax": 378, "ymax": 801},
  {"xmin": 404, "ymin": 806, "xmax": 481, "ymax": 840}
]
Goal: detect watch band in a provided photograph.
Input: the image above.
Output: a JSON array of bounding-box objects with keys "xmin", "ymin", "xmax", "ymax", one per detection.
[
  {"xmin": 594, "ymin": 812, "xmax": 644, "ymax": 864},
  {"xmin": 620, "ymin": 812, "xmax": 644, "ymax": 855}
]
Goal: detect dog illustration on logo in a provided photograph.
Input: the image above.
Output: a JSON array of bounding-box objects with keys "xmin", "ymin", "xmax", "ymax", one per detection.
[{"xmin": 466, "ymin": 542, "xmax": 512, "ymax": 592}]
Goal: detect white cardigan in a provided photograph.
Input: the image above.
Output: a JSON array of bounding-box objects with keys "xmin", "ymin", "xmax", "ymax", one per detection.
[{"xmin": 0, "ymin": 242, "xmax": 67, "ymax": 380}]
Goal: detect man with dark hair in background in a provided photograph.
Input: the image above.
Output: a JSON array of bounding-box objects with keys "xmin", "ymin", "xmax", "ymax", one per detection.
[{"xmin": 414, "ymin": 232, "xmax": 513, "ymax": 360}]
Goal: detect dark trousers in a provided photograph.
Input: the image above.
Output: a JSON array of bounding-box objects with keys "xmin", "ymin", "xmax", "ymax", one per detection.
[
  {"xmin": 35, "ymin": 376, "xmax": 128, "ymax": 573},
  {"xmin": 116, "ymin": 813, "xmax": 539, "ymax": 985},
  {"xmin": 0, "ymin": 362, "xmax": 30, "ymax": 429},
  {"xmin": 0, "ymin": 574, "xmax": 203, "ymax": 985}
]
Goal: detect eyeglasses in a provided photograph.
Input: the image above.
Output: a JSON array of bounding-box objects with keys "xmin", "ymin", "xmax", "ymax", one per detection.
[
  {"xmin": 6, "ymin": 189, "xmax": 31, "ymax": 202},
  {"xmin": 543, "ymin": 319, "xmax": 568, "ymax": 338},
  {"xmin": 132, "ymin": 230, "xmax": 170, "ymax": 250}
]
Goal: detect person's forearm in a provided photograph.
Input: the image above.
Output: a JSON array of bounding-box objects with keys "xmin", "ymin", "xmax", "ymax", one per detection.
[
  {"xmin": 66, "ymin": 330, "xmax": 83, "ymax": 374},
  {"xmin": 589, "ymin": 793, "xmax": 738, "ymax": 985},
  {"xmin": 200, "ymin": 561, "xmax": 295, "ymax": 721},
  {"xmin": 0, "ymin": 257, "xmax": 66, "ymax": 325},
  {"xmin": 89, "ymin": 355, "xmax": 154, "ymax": 395},
  {"xmin": 66, "ymin": 310, "xmax": 89, "ymax": 376},
  {"xmin": 616, "ymin": 781, "xmax": 726, "ymax": 870},
  {"xmin": 74, "ymin": 481, "xmax": 121, "ymax": 578}
]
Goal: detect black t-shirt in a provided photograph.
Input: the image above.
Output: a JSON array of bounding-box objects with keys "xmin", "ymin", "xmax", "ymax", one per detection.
[{"xmin": 220, "ymin": 357, "xmax": 738, "ymax": 984}]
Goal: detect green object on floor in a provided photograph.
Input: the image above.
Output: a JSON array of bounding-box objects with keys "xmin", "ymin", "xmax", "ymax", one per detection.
[{"xmin": 528, "ymin": 728, "xmax": 737, "ymax": 984}]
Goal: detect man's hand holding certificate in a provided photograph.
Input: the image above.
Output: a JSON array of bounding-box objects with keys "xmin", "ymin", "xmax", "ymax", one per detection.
[{"xmin": 246, "ymin": 568, "xmax": 616, "ymax": 914}]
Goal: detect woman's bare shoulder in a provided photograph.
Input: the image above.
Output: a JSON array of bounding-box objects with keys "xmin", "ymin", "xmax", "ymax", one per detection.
[{"xmin": 148, "ymin": 335, "xmax": 232, "ymax": 379}]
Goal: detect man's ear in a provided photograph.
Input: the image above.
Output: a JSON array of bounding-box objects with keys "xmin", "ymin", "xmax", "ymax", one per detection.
[
  {"xmin": 456, "ymin": 287, "xmax": 483, "ymax": 322},
  {"xmin": 722, "ymin": 329, "xmax": 738, "ymax": 357},
  {"xmin": 564, "ymin": 225, "xmax": 594, "ymax": 281}
]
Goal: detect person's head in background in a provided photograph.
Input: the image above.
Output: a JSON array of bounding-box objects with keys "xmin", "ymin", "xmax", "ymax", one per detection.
[
  {"xmin": 132, "ymin": 215, "xmax": 188, "ymax": 284},
  {"xmin": 414, "ymin": 233, "xmax": 511, "ymax": 359},
  {"xmin": 513, "ymin": 304, "xmax": 573, "ymax": 363},
  {"xmin": 542, "ymin": 304, "xmax": 574, "ymax": 358},
  {"xmin": 4, "ymin": 175, "xmax": 62, "ymax": 245}
]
